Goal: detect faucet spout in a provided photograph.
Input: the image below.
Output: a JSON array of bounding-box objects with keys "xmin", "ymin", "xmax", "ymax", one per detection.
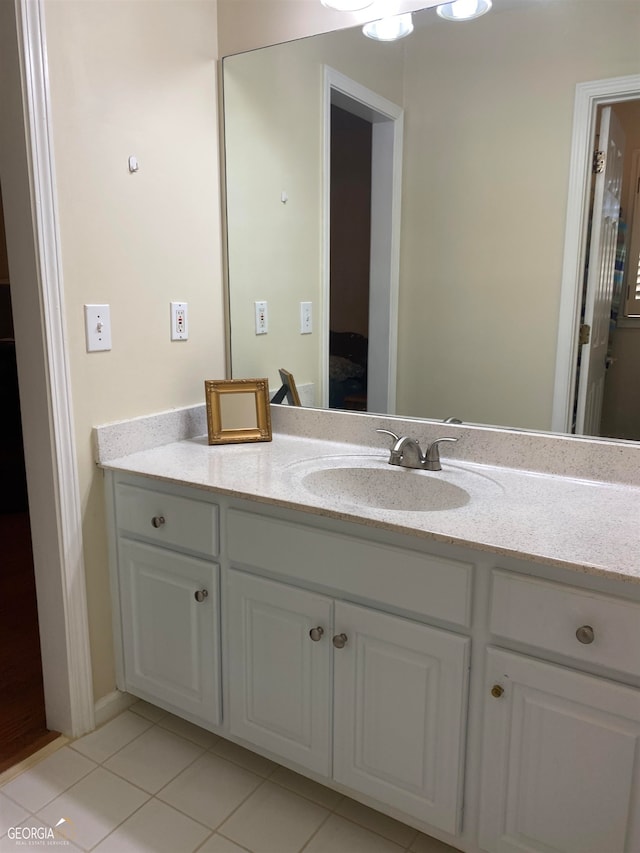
[
  {"xmin": 376, "ymin": 429, "xmax": 459, "ymax": 472},
  {"xmin": 390, "ymin": 436, "xmax": 425, "ymax": 469}
]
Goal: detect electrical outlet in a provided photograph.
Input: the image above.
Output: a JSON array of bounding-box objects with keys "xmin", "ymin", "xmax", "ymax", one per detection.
[
  {"xmin": 255, "ymin": 301, "xmax": 268, "ymax": 335},
  {"xmin": 84, "ymin": 304, "xmax": 112, "ymax": 352},
  {"xmin": 300, "ymin": 301, "xmax": 312, "ymax": 334},
  {"xmin": 171, "ymin": 302, "xmax": 188, "ymax": 340}
]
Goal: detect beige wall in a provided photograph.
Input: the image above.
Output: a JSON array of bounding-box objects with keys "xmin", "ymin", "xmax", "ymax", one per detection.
[
  {"xmin": 44, "ymin": 0, "xmax": 224, "ymax": 700},
  {"xmin": 398, "ymin": 1, "xmax": 640, "ymax": 429},
  {"xmin": 224, "ymin": 30, "xmax": 404, "ymax": 403}
]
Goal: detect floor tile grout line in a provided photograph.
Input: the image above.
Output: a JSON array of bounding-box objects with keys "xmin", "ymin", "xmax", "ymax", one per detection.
[
  {"xmin": 0, "ymin": 753, "xmax": 99, "ymax": 815},
  {"xmin": 100, "ymin": 742, "xmax": 207, "ymax": 800},
  {"xmin": 296, "ymin": 807, "xmax": 335, "ymax": 853},
  {"xmin": 203, "ymin": 774, "xmax": 272, "ymax": 840},
  {"xmin": 324, "ymin": 790, "xmax": 419, "ymax": 849},
  {"xmin": 78, "ymin": 789, "xmax": 218, "ymax": 852},
  {"xmin": 207, "ymin": 743, "xmax": 279, "ymax": 781},
  {"xmin": 153, "ymin": 715, "xmax": 222, "ymax": 750},
  {"xmin": 195, "ymin": 827, "xmax": 254, "ymax": 853},
  {"xmin": 67, "ymin": 716, "xmax": 155, "ymax": 765},
  {"xmin": 153, "ymin": 768, "xmax": 265, "ymax": 835},
  {"xmin": 82, "ymin": 789, "xmax": 153, "ymax": 853}
]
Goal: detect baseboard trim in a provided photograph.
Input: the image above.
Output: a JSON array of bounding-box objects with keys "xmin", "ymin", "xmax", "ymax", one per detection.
[{"xmin": 94, "ymin": 690, "xmax": 135, "ymax": 728}]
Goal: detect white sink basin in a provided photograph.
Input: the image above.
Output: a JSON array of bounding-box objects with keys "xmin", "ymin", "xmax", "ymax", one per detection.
[{"xmin": 285, "ymin": 454, "xmax": 503, "ymax": 513}]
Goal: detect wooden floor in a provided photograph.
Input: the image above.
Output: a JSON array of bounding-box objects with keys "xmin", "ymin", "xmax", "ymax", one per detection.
[{"xmin": 0, "ymin": 511, "xmax": 57, "ymax": 773}]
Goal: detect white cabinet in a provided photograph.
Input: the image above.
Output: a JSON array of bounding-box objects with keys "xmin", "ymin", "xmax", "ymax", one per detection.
[
  {"xmin": 109, "ymin": 477, "xmax": 222, "ymax": 728},
  {"xmin": 107, "ymin": 473, "xmax": 640, "ymax": 853},
  {"xmin": 119, "ymin": 540, "xmax": 221, "ymax": 725},
  {"xmin": 225, "ymin": 568, "xmax": 469, "ymax": 834},
  {"xmin": 479, "ymin": 648, "xmax": 640, "ymax": 853},
  {"xmin": 333, "ymin": 601, "xmax": 469, "ymax": 835},
  {"xmin": 226, "ymin": 569, "xmax": 332, "ymax": 775}
]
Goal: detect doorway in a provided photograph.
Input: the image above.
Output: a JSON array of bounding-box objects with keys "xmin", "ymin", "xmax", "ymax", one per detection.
[
  {"xmin": 573, "ymin": 98, "xmax": 640, "ymax": 439},
  {"xmin": 329, "ymin": 105, "xmax": 372, "ymax": 412},
  {"xmin": 0, "ymin": 187, "xmax": 57, "ymax": 772},
  {"xmin": 322, "ymin": 67, "xmax": 403, "ymax": 415},
  {"xmin": 552, "ymin": 73, "xmax": 640, "ymax": 436}
]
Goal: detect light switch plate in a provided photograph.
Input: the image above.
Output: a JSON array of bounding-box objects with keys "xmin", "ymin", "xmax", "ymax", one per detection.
[
  {"xmin": 84, "ymin": 304, "xmax": 112, "ymax": 352},
  {"xmin": 300, "ymin": 301, "xmax": 312, "ymax": 334},
  {"xmin": 255, "ymin": 301, "xmax": 268, "ymax": 335}
]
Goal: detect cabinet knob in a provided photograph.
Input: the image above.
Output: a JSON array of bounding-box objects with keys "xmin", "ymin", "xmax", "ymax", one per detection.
[
  {"xmin": 194, "ymin": 589, "xmax": 208, "ymax": 603},
  {"xmin": 576, "ymin": 625, "xmax": 595, "ymax": 645},
  {"xmin": 151, "ymin": 516, "xmax": 165, "ymax": 528},
  {"xmin": 491, "ymin": 684, "xmax": 504, "ymax": 698},
  {"xmin": 332, "ymin": 633, "xmax": 348, "ymax": 649},
  {"xmin": 309, "ymin": 627, "xmax": 324, "ymax": 642}
]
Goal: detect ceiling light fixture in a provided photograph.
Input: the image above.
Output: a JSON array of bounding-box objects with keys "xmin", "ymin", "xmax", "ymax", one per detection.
[
  {"xmin": 362, "ymin": 12, "xmax": 414, "ymax": 40},
  {"xmin": 321, "ymin": 0, "xmax": 374, "ymax": 11},
  {"xmin": 436, "ymin": 0, "xmax": 492, "ymax": 21}
]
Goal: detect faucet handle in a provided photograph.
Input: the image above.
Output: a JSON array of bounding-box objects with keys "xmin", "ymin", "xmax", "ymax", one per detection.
[
  {"xmin": 376, "ymin": 428, "xmax": 401, "ymax": 445},
  {"xmin": 425, "ymin": 436, "xmax": 458, "ymax": 470}
]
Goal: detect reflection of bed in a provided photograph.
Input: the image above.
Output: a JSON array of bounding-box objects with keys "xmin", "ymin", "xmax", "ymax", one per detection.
[{"xmin": 329, "ymin": 331, "xmax": 368, "ymax": 411}]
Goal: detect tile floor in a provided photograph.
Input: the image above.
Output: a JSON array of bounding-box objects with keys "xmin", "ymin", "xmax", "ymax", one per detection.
[{"xmin": 0, "ymin": 701, "xmax": 460, "ymax": 853}]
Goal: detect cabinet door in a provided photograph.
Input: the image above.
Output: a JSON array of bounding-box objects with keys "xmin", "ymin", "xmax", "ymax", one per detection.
[
  {"xmin": 226, "ymin": 569, "xmax": 333, "ymax": 775},
  {"xmin": 333, "ymin": 601, "xmax": 470, "ymax": 834},
  {"xmin": 119, "ymin": 540, "xmax": 220, "ymax": 725},
  {"xmin": 479, "ymin": 648, "xmax": 640, "ymax": 853}
]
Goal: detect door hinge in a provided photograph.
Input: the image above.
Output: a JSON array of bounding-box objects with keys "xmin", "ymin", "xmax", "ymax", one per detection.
[
  {"xmin": 593, "ymin": 150, "xmax": 605, "ymax": 174},
  {"xmin": 579, "ymin": 323, "xmax": 591, "ymax": 345}
]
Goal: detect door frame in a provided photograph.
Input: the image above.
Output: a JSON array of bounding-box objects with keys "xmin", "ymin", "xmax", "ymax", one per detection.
[
  {"xmin": 552, "ymin": 74, "xmax": 640, "ymax": 433},
  {"xmin": 322, "ymin": 67, "xmax": 403, "ymax": 413},
  {"xmin": 0, "ymin": 0, "xmax": 94, "ymax": 737}
]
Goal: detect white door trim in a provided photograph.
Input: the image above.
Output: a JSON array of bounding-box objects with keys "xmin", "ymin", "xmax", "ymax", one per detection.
[
  {"xmin": 552, "ymin": 74, "xmax": 640, "ymax": 433},
  {"xmin": 322, "ymin": 66, "xmax": 403, "ymax": 413},
  {"xmin": 13, "ymin": 0, "xmax": 94, "ymax": 736}
]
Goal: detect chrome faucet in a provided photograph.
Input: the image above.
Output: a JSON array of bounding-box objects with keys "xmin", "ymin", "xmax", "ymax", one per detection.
[{"xmin": 376, "ymin": 429, "xmax": 458, "ymax": 472}]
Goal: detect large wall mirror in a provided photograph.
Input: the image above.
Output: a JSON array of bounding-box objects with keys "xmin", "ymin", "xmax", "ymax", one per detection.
[{"xmin": 223, "ymin": 0, "xmax": 640, "ymax": 442}]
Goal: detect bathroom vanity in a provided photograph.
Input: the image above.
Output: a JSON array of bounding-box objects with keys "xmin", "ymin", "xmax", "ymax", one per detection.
[{"xmin": 98, "ymin": 408, "xmax": 640, "ymax": 853}]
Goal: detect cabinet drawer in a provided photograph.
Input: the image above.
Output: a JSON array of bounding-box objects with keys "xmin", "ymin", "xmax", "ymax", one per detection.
[
  {"xmin": 228, "ymin": 509, "xmax": 473, "ymax": 627},
  {"xmin": 115, "ymin": 483, "xmax": 219, "ymax": 557},
  {"xmin": 490, "ymin": 570, "xmax": 640, "ymax": 677}
]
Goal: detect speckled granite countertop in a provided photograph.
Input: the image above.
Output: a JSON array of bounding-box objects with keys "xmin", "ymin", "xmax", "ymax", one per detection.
[{"xmin": 99, "ymin": 429, "xmax": 640, "ymax": 586}]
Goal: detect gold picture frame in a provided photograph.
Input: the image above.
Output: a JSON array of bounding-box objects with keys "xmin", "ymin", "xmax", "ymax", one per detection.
[{"xmin": 204, "ymin": 378, "xmax": 272, "ymax": 445}]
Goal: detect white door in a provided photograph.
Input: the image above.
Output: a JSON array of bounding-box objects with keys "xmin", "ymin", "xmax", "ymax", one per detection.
[
  {"xmin": 119, "ymin": 540, "xmax": 220, "ymax": 725},
  {"xmin": 479, "ymin": 648, "xmax": 640, "ymax": 853},
  {"xmin": 225, "ymin": 569, "xmax": 333, "ymax": 776},
  {"xmin": 575, "ymin": 107, "xmax": 625, "ymax": 434},
  {"xmin": 332, "ymin": 601, "xmax": 469, "ymax": 834}
]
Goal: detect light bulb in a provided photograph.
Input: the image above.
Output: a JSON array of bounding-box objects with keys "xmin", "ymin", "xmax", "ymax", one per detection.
[
  {"xmin": 436, "ymin": 0, "xmax": 492, "ymax": 21},
  {"xmin": 321, "ymin": 0, "xmax": 374, "ymax": 10},
  {"xmin": 362, "ymin": 12, "xmax": 414, "ymax": 41}
]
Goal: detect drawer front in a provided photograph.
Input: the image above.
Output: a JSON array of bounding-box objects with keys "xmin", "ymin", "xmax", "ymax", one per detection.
[
  {"xmin": 490, "ymin": 570, "xmax": 640, "ymax": 677},
  {"xmin": 116, "ymin": 483, "xmax": 219, "ymax": 557},
  {"xmin": 228, "ymin": 509, "xmax": 473, "ymax": 627}
]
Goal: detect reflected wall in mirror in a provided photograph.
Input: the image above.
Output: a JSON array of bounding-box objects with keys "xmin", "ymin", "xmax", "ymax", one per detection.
[
  {"xmin": 224, "ymin": 0, "xmax": 640, "ymax": 440},
  {"xmin": 205, "ymin": 378, "xmax": 272, "ymax": 444}
]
